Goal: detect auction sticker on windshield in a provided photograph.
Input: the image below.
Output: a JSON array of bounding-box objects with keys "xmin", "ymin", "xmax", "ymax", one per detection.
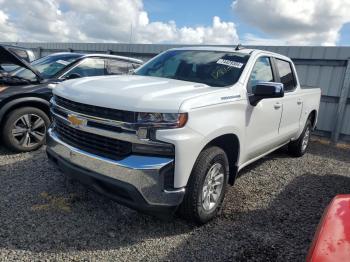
[{"xmin": 216, "ymin": 59, "xmax": 244, "ymax": 69}]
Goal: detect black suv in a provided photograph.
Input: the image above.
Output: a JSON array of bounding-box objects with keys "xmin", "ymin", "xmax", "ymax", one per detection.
[{"xmin": 0, "ymin": 45, "xmax": 143, "ymax": 152}]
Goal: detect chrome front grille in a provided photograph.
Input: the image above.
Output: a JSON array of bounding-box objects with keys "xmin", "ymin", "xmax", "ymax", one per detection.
[
  {"xmin": 54, "ymin": 95, "xmax": 136, "ymax": 122},
  {"xmin": 54, "ymin": 118, "xmax": 132, "ymax": 160},
  {"xmin": 50, "ymin": 95, "xmax": 174, "ymax": 160}
]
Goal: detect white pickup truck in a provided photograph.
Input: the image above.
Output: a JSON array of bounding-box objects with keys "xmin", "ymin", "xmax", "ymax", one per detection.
[{"xmin": 46, "ymin": 47, "xmax": 321, "ymax": 224}]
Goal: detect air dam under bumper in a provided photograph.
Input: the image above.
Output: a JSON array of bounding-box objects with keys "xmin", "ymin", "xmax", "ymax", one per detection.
[{"xmin": 46, "ymin": 128, "xmax": 185, "ymax": 217}]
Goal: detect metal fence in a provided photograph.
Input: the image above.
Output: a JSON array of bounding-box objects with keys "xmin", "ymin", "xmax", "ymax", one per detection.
[{"xmin": 3, "ymin": 42, "xmax": 350, "ymax": 142}]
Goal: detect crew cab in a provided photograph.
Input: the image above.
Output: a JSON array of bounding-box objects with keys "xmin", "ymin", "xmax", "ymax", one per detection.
[
  {"xmin": 0, "ymin": 45, "xmax": 143, "ymax": 152},
  {"xmin": 46, "ymin": 47, "xmax": 321, "ymax": 223}
]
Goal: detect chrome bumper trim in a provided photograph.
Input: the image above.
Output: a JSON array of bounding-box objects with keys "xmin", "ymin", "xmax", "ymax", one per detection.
[
  {"xmin": 51, "ymin": 99, "xmax": 136, "ymax": 131},
  {"xmin": 47, "ymin": 128, "xmax": 184, "ymax": 206},
  {"xmin": 51, "ymin": 109, "xmax": 169, "ymax": 147},
  {"xmin": 51, "ymin": 97, "xmax": 181, "ymax": 130},
  {"xmin": 163, "ymin": 188, "xmax": 186, "ymax": 194}
]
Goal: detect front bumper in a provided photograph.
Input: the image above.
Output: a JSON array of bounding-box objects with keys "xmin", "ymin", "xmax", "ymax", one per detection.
[{"xmin": 46, "ymin": 129, "xmax": 185, "ymax": 216}]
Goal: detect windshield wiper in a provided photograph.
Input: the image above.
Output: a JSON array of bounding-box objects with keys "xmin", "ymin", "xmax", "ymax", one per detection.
[
  {"xmin": 0, "ymin": 74, "xmax": 32, "ymax": 85},
  {"xmin": 10, "ymin": 75, "xmax": 29, "ymax": 80},
  {"xmin": 171, "ymin": 76, "xmax": 215, "ymax": 87},
  {"xmin": 171, "ymin": 75, "xmax": 190, "ymax": 82},
  {"xmin": 10, "ymin": 75, "xmax": 32, "ymax": 83}
]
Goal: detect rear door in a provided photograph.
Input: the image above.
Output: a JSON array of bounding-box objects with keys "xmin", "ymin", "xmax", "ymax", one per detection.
[
  {"xmin": 273, "ymin": 58, "xmax": 302, "ymax": 140},
  {"xmin": 244, "ymin": 56, "xmax": 284, "ymax": 161}
]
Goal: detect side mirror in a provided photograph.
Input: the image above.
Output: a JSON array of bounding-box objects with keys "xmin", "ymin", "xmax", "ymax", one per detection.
[
  {"xmin": 249, "ymin": 82, "xmax": 284, "ymax": 106},
  {"xmin": 65, "ymin": 73, "xmax": 81, "ymax": 80}
]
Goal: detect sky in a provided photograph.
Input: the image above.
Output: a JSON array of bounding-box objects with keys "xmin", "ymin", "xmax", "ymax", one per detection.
[{"xmin": 0, "ymin": 0, "xmax": 349, "ymax": 46}]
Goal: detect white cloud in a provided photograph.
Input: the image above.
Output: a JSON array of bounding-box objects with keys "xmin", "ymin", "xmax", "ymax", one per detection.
[
  {"xmin": 242, "ymin": 33, "xmax": 286, "ymax": 46},
  {"xmin": 232, "ymin": 0, "xmax": 350, "ymax": 46},
  {"xmin": 2, "ymin": 0, "xmax": 347, "ymax": 46},
  {"xmin": 1, "ymin": 0, "xmax": 80, "ymax": 42},
  {"xmin": 0, "ymin": 10, "xmax": 17, "ymax": 41},
  {"xmin": 0, "ymin": 0, "xmax": 239, "ymax": 44},
  {"xmin": 136, "ymin": 16, "xmax": 239, "ymax": 44}
]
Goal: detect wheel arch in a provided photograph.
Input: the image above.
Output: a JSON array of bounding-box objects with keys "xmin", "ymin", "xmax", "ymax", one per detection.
[
  {"xmin": 0, "ymin": 97, "xmax": 50, "ymax": 127},
  {"xmin": 309, "ymin": 109, "xmax": 317, "ymax": 129},
  {"xmin": 203, "ymin": 133, "xmax": 240, "ymax": 186}
]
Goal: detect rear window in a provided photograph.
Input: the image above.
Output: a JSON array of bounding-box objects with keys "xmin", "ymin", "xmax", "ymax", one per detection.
[{"xmin": 276, "ymin": 59, "xmax": 296, "ymax": 91}]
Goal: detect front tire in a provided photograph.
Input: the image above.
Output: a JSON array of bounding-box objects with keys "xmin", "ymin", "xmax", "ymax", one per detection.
[
  {"xmin": 2, "ymin": 107, "xmax": 50, "ymax": 152},
  {"xmin": 288, "ymin": 118, "xmax": 312, "ymax": 157},
  {"xmin": 179, "ymin": 146, "xmax": 229, "ymax": 224}
]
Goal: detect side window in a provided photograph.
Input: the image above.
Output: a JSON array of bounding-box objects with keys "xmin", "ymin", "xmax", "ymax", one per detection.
[
  {"xmin": 132, "ymin": 63, "xmax": 141, "ymax": 70},
  {"xmin": 106, "ymin": 59, "xmax": 130, "ymax": 75},
  {"xmin": 276, "ymin": 59, "xmax": 296, "ymax": 92},
  {"xmin": 66, "ymin": 58, "xmax": 105, "ymax": 78},
  {"xmin": 248, "ymin": 57, "xmax": 274, "ymax": 92}
]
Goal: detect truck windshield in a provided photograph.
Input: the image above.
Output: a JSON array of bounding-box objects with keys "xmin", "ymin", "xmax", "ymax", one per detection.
[{"xmin": 135, "ymin": 50, "xmax": 250, "ymax": 87}]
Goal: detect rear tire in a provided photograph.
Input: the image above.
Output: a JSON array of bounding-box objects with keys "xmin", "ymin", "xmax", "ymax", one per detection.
[
  {"xmin": 288, "ymin": 118, "xmax": 312, "ymax": 157},
  {"xmin": 179, "ymin": 146, "xmax": 229, "ymax": 224},
  {"xmin": 2, "ymin": 107, "xmax": 50, "ymax": 152}
]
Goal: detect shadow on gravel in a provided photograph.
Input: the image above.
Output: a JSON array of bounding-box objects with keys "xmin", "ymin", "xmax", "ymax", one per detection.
[
  {"xmin": 236, "ymin": 146, "xmax": 290, "ymax": 178},
  {"xmin": 0, "ymin": 146, "xmax": 17, "ymax": 156},
  {"xmin": 237, "ymin": 141, "xmax": 350, "ymax": 179},
  {"xmin": 0, "ymin": 151, "xmax": 194, "ymax": 254},
  {"xmin": 162, "ymin": 173, "xmax": 350, "ymax": 261},
  {"xmin": 307, "ymin": 141, "xmax": 350, "ymax": 164},
  {"xmin": 0, "ymin": 142, "xmax": 349, "ymax": 261}
]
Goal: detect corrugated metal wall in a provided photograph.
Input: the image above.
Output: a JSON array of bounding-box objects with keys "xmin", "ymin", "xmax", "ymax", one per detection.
[{"xmin": 3, "ymin": 42, "xmax": 350, "ymax": 142}]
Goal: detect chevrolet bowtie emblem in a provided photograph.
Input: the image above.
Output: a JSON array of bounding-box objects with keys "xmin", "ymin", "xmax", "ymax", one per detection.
[{"xmin": 67, "ymin": 114, "xmax": 86, "ymax": 128}]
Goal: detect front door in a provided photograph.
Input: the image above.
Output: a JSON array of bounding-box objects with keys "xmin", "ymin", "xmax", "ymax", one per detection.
[{"xmin": 244, "ymin": 56, "xmax": 283, "ymax": 162}]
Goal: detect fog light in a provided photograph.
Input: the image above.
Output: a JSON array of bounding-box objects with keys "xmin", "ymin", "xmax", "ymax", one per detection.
[
  {"xmin": 137, "ymin": 127, "xmax": 148, "ymax": 139},
  {"xmin": 132, "ymin": 143, "xmax": 174, "ymax": 156}
]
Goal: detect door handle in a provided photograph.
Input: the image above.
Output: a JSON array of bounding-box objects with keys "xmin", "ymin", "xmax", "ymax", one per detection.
[
  {"xmin": 274, "ymin": 102, "xmax": 282, "ymax": 109},
  {"xmin": 297, "ymin": 100, "xmax": 302, "ymax": 105}
]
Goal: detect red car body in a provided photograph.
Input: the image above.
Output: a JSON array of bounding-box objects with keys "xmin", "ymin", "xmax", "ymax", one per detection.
[{"xmin": 307, "ymin": 195, "xmax": 350, "ymax": 262}]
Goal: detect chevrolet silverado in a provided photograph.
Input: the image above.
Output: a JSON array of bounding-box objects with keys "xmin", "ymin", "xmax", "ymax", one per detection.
[{"xmin": 46, "ymin": 47, "xmax": 321, "ymax": 224}]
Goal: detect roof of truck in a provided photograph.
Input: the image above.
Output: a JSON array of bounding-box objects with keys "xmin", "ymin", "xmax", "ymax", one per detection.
[
  {"xmin": 168, "ymin": 46, "xmax": 291, "ymax": 61},
  {"xmin": 169, "ymin": 46, "xmax": 253, "ymax": 53}
]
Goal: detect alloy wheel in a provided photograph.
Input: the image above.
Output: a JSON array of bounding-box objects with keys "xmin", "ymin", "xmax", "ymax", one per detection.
[
  {"xmin": 302, "ymin": 126, "xmax": 310, "ymax": 152},
  {"xmin": 202, "ymin": 162, "xmax": 225, "ymax": 212},
  {"xmin": 11, "ymin": 114, "xmax": 46, "ymax": 148}
]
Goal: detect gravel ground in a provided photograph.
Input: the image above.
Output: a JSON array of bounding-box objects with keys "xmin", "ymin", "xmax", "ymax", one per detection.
[{"xmin": 0, "ymin": 139, "xmax": 350, "ymax": 261}]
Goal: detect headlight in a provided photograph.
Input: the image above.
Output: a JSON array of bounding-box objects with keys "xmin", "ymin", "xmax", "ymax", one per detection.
[
  {"xmin": 135, "ymin": 112, "xmax": 188, "ymax": 140},
  {"xmin": 137, "ymin": 112, "xmax": 188, "ymax": 128}
]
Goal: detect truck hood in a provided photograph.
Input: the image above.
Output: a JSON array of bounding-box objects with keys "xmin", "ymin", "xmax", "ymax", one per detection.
[
  {"xmin": 0, "ymin": 45, "xmax": 42, "ymax": 80},
  {"xmin": 54, "ymin": 75, "xmax": 224, "ymax": 112}
]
